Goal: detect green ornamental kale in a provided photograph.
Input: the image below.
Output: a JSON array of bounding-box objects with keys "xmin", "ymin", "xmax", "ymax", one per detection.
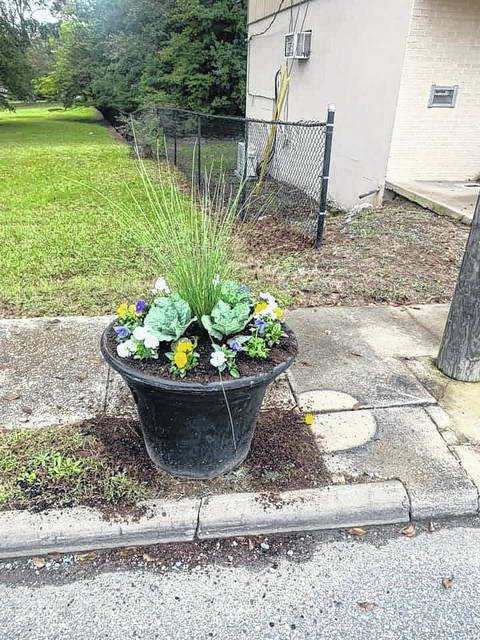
[
  {"xmin": 201, "ymin": 300, "xmax": 251, "ymax": 340},
  {"xmin": 143, "ymin": 294, "xmax": 196, "ymax": 342},
  {"xmin": 219, "ymin": 281, "xmax": 252, "ymax": 307}
]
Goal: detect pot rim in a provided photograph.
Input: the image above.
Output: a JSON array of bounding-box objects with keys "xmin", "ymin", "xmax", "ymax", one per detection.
[{"xmin": 100, "ymin": 318, "xmax": 297, "ymax": 393}]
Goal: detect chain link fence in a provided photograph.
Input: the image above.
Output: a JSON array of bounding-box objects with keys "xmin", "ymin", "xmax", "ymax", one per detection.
[{"xmin": 117, "ymin": 106, "xmax": 334, "ymax": 245}]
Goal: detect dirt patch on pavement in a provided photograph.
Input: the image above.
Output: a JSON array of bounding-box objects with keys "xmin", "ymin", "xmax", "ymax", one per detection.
[
  {"xmin": 0, "ymin": 407, "xmax": 329, "ymax": 516},
  {"xmin": 240, "ymin": 198, "xmax": 469, "ymax": 308}
]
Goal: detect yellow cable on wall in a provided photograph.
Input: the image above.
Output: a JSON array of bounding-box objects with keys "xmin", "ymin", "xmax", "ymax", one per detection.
[{"xmin": 254, "ymin": 66, "xmax": 290, "ymax": 196}]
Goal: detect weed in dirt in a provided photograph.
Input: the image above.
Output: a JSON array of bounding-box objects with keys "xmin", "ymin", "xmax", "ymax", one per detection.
[{"xmin": 0, "ymin": 407, "xmax": 328, "ymax": 516}]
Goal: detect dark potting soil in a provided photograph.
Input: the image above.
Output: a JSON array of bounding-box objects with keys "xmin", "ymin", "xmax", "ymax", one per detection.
[
  {"xmin": 91, "ymin": 405, "xmax": 329, "ymax": 504},
  {"xmin": 106, "ymin": 322, "xmax": 297, "ymax": 384}
]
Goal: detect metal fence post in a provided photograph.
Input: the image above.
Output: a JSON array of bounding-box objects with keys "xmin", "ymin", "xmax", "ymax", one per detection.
[
  {"xmin": 315, "ymin": 104, "xmax": 335, "ymax": 249},
  {"xmin": 240, "ymin": 120, "xmax": 248, "ymax": 219},
  {"xmin": 196, "ymin": 114, "xmax": 202, "ymax": 192}
]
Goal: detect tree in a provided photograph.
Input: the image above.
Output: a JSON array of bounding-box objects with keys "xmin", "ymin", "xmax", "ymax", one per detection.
[
  {"xmin": 158, "ymin": 0, "xmax": 247, "ymax": 114},
  {"xmin": 0, "ymin": 0, "xmax": 55, "ymax": 107},
  {"xmin": 437, "ymin": 194, "xmax": 480, "ymax": 382},
  {"xmin": 46, "ymin": 0, "xmax": 247, "ymax": 115}
]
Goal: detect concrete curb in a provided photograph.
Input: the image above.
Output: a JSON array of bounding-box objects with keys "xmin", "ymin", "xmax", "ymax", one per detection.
[
  {"xmin": 0, "ymin": 498, "xmax": 201, "ymax": 560},
  {"xmin": 197, "ymin": 481, "xmax": 410, "ymax": 539},
  {"xmin": 0, "ymin": 481, "xmax": 410, "ymax": 560}
]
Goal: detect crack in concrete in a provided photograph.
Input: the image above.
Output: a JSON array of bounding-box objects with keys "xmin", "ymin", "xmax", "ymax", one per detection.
[{"xmin": 194, "ymin": 498, "xmax": 203, "ymax": 539}]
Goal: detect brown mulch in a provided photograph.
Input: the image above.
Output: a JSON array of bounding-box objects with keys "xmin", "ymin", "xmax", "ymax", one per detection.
[
  {"xmin": 106, "ymin": 324, "xmax": 297, "ymax": 384},
  {"xmin": 91, "ymin": 405, "xmax": 328, "ymax": 505},
  {"xmin": 239, "ymin": 198, "xmax": 469, "ymax": 308}
]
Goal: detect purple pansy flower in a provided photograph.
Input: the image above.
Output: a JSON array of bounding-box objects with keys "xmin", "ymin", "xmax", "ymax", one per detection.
[
  {"xmin": 228, "ymin": 339, "xmax": 243, "ymax": 352},
  {"xmin": 254, "ymin": 318, "xmax": 267, "ymax": 335},
  {"xmin": 114, "ymin": 326, "xmax": 131, "ymax": 339},
  {"xmin": 135, "ymin": 299, "xmax": 146, "ymax": 314}
]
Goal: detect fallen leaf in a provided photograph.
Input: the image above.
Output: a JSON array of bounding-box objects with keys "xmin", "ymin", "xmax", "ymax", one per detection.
[
  {"xmin": 21, "ymin": 407, "xmax": 33, "ymax": 415},
  {"xmin": 398, "ymin": 524, "xmax": 416, "ymax": 538},
  {"xmin": 143, "ymin": 553, "xmax": 158, "ymax": 563},
  {"xmin": 352, "ymin": 402, "xmax": 364, "ymax": 411},
  {"xmin": 442, "ymin": 576, "xmax": 454, "ymax": 589},
  {"xmin": 2, "ymin": 392, "xmax": 20, "ymax": 401},
  {"xmin": 76, "ymin": 372, "xmax": 88, "ymax": 381},
  {"xmin": 88, "ymin": 358, "xmax": 101, "ymax": 365},
  {"xmin": 348, "ymin": 527, "xmax": 366, "ymax": 537},
  {"xmin": 77, "ymin": 551, "xmax": 97, "ymax": 562},
  {"xmin": 429, "ymin": 522, "xmax": 436, "ymax": 533},
  {"xmin": 48, "ymin": 552, "xmax": 62, "ymax": 562},
  {"xmin": 49, "ymin": 318, "xmax": 61, "ymax": 324},
  {"xmin": 32, "ymin": 557, "xmax": 46, "ymax": 569},
  {"xmin": 248, "ymin": 539, "xmax": 255, "ymax": 551},
  {"xmin": 358, "ymin": 601, "xmax": 375, "ymax": 612}
]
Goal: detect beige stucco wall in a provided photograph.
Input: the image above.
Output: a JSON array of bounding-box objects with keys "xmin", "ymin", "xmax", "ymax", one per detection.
[
  {"xmin": 246, "ymin": 0, "xmax": 414, "ymax": 209},
  {"xmin": 387, "ymin": 0, "xmax": 480, "ymax": 181}
]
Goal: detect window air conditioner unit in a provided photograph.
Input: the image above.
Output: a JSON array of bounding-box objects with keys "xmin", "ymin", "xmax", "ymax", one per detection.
[
  {"xmin": 235, "ymin": 141, "xmax": 257, "ymax": 180},
  {"xmin": 284, "ymin": 31, "xmax": 311, "ymax": 59}
]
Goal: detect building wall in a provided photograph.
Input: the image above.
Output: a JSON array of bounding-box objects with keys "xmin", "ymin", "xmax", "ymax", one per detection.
[
  {"xmin": 387, "ymin": 0, "xmax": 480, "ymax": 181},
  {"xmin": 246, "ymin": 0, "xmax": 414, "ymax": 209}
]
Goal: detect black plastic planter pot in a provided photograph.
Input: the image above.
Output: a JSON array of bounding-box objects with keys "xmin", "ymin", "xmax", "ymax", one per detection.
[{"xmin": 101, "ymin": 321, "xmax": 297, "ymax": 479}]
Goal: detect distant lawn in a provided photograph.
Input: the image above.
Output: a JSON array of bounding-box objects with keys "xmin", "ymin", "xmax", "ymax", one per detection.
[{"xmin": 0, "ymin": 104, "xmax": 155, "ymax": 317}]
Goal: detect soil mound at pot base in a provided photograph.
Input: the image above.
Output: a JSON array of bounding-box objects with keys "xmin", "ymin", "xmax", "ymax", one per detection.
[{"xmin": 0, "ymin": 407, "xmax": 329, "ymax": 518}]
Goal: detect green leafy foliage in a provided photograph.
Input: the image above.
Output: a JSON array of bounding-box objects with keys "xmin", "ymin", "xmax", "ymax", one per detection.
[
  {"xmin": 42, "ymin": 0, "xmax": 246, "ymax": 115},
  {"xmin": 263, "ymin": 319, "xmax": 285, "ymax": 347},
  {"xmin": 244, "ymin": 334, "xmax": 269, "ymax": 359},
  {"xmin": 218, "ymin": 281, "xmax": 251, "ymax": 307},
  {"xmin": 201, "ymin": 300, "xmax": 251, "ymax": 340},
  {"xmin": 144, "ymin": 293, "xmax": 195, "ymax": 342}
]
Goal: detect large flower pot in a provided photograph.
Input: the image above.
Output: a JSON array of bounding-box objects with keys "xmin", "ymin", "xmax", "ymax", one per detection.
[{"xmin": 101, "ymin": 321, "xmax": 297, "ymax": 479}]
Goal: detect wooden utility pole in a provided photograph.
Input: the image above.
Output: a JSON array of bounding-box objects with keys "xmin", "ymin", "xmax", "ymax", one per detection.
[{"xmin": 437, "ymin": 194, "xmax": 480, "ymax": 382}]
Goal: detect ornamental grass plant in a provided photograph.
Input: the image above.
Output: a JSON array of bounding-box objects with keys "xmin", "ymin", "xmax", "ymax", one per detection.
[{"xmin": 120, "ymin": 149, "xmax": 241, "ymax": 320}]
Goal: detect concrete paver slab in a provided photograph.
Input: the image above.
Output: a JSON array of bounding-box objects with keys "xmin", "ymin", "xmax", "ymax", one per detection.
[
  {"xmin": 287, "ymin": 307, "xmax": 436, "ymax": 408},
  {"xmin": 405, "ymin": 357, "xmax": 480, "ymax": 445},
  {"xmin": 0, "ymin": 316, "xmax": 111, "ymax": 429},
  {"xmin": 311, "ymin": 410, "xmax": 377, "ymax": 453},
  {"xmin": 323, "ymin": 406, "xmax": 478, "ymax": 519},
  {"xmin": 386, "ymin": 179, "xmax": 478, "ymax": 225},
  {"xmin": 453, "ymin": 446, "xmax": 480, "ymax": 502}
]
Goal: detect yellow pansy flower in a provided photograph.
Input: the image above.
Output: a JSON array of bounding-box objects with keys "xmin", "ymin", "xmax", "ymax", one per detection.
[
  {"xmin": 177, "ymin": 341, "xmax": 193, "ymax": 353},
  {"xmin": 174, "ymin": 352, "xmax": 187, "ymax": 369},
  {"xmin": 117, "ymin": 303, "xmax": 128, "ymax": 319},
  {"xmin": 254, "ymin": 302, "xmax": 268, "ymax": 314},
  {"xmin": 128, "ymin": 304, "xmax": 136, "ymax": 314},
  {"xmin": 304, "ymin": 413, "xmax": 314, "ymax": 425},
  {"xmin": 273, "ymin": 307, "xmax": 283, "ymax": 319}
]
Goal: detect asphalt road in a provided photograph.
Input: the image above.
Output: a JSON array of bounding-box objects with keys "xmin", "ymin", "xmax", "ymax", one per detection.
[{"xmin": 1, "ymin": 518, "xmax": 480, "ymax": 639}]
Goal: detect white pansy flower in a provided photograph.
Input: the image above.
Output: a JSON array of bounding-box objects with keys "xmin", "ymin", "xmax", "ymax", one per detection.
[
  {"xmin": 133, "ymin": 326, "xmax": 147, "ymax": 341},
  {"xmin": 144, "ymin": 333, "xmax": 159, "ymax": 349},
  {"xmin": 117, "ymin": 339, "xmax": 136, "ymax": 357},
  {"xmin": 125, "ymin": 339, "xmax": 137, "ymax": 352},
  {"xmin": 210, "ymin": 351, "xmax": 226, "ymax": 368},
  {"xmin": 259, "ymin": 292, "xmax": 276, "ymax": 306},
  {"xmin": 153, "ymin": 277, "xmax": 170, "ymax": 294},
  {"xmin": 117, "ymin": 342, "xmax": 131, "ymax": 358}
]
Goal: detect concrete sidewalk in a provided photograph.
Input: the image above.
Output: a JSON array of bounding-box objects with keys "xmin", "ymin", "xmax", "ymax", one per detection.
[{"xmin": 0, "ymin": 304, "xmax": 479, "ymax": 556}]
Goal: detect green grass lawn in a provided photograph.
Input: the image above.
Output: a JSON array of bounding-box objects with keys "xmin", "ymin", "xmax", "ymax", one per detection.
[{"xmin": 0, "ymin": 104, "xmax": 155, "ymax": 317}]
